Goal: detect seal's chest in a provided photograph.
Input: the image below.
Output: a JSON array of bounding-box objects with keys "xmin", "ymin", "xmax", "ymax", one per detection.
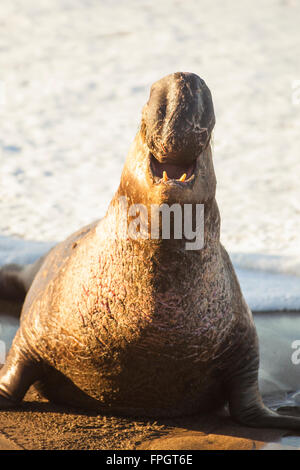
[
  {"xmin": 77, "ymin": 243, "xmax": 236, "ymax": 366},
  {"xmin": 87, "ymin": 283, "xmax": 235, "ymax": 370}
]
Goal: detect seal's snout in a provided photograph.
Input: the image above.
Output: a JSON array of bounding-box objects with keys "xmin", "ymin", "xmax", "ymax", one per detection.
[{"xmin": 141, "ymin": 72, "xmax": 215, "ymax": 167}]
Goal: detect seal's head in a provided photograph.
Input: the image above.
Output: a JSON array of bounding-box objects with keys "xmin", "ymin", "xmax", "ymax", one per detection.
[{"xmin": 119, "ymin": 72, "xmax": 216, "ymax": 207}]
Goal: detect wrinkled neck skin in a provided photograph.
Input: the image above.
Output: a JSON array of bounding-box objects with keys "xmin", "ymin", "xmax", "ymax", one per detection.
[
  {"xmin": 93, "ymin": 131, "xmax": 234, "ymax": 363},
  {"xmin": 101, "ymin": 131, "xmax": 221, "ymax": 276}
]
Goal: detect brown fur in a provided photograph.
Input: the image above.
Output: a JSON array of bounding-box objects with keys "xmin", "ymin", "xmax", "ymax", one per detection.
[{"xmin": 1, "ymin": 73, "xmax": 300, "ymax": 430}]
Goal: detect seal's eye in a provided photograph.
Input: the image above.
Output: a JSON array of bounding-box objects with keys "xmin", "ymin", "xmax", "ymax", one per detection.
[{"xmin": 149, "ymin": 153, "xmax": 196, "ymax": 183}]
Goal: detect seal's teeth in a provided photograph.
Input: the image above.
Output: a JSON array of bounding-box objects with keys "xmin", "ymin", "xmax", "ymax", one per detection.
[
  {"xmin": 163, "ymin": 171, "xmax": 168, "ymax": 181},
  {"xmin": 179, "ymin": 173, "xmax": 187, "ymax": 182}
]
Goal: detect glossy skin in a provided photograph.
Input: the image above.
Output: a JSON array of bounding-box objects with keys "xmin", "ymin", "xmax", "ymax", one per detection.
[{"xmin": 0, "ymin": 73, "xmax": 300, "ymax": 428}]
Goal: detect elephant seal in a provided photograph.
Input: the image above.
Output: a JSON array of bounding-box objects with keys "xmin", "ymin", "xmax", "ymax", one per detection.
[{"xmin": 0, "ymin": 72, "xmax": 300, "ymax": 429}]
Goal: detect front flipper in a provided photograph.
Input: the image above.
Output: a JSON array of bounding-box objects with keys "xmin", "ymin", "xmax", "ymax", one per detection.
[
  {"xmin": 227, "ymin": 366, "xmax": 300, "ymax": 430},
  {"xmin": 0, "ymin": 332, "xmax": 42, "ymax": 409}
]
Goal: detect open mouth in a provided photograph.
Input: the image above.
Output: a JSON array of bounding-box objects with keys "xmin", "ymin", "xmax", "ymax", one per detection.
[{"xmin": 149, "ymin": 154, "xmax": 197, "ymax": 184}]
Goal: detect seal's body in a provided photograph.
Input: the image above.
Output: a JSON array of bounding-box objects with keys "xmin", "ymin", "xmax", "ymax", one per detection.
[{"xmin": 0, "ymin": 73, "xmax": 300, "ymax": 429}]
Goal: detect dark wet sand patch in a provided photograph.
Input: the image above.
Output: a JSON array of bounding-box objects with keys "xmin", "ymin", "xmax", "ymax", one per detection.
[{"xmin": 1, "ymin": 387, "xmax": 299, "ymax": 450}]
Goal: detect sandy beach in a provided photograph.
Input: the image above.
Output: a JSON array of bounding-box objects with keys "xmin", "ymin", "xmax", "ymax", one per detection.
[{"xmin": 0, "ymin": 375, "xmax": 299, "ymax": 450}]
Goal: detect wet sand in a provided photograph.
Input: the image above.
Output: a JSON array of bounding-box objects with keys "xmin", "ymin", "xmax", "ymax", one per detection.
[
  {"xmin": 0, "ymin": 380, "xmax": 297, "ymax": 451},
  {"xmin": 0, "ymin": 386, "xmax": 299, "ymax": 450},
  {"xmin": 1, "ymin": 301, "xmax": 300, "ymax": 451}
]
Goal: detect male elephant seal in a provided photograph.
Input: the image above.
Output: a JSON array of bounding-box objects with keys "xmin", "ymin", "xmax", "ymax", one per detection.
[{"xmin": 0, "ymin": 72, "xmax": 300, "ymax": 430}]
